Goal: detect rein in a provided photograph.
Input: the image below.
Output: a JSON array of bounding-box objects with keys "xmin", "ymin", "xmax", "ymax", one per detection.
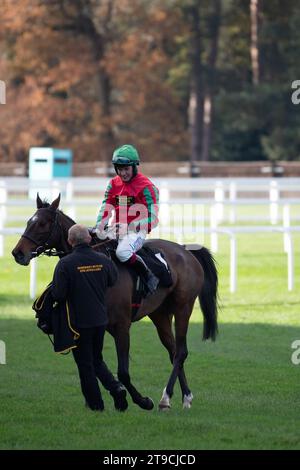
[{"xmin": 91, "ymin": 239, "xmax": 114, "ymax": 250}]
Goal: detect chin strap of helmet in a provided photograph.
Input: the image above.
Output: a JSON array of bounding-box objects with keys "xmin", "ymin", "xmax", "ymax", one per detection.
[{"xmin": 132, "ymin": 164, "xmax": 138, "ymax": 177}]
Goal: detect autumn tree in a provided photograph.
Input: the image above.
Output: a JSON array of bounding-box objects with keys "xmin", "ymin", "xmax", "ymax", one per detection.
[
  {"xmin": 0, "ymin": 0, "xmax": 187, "ymax": 164},
  {"xmin": 171, "ymin": 0, "xmax": 222, "ymax": 173},
  {"xmin": 1, "ymin": 0, "xmax": 300, "ymax": 166}
]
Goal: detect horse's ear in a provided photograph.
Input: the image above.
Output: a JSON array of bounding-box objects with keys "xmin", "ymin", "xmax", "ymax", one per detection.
[
  {"xmin": 50, "ymin": 193, "xmax": 61, "ymax": 211},
  {"xmin": 36, "ymin": 193, "xmax": 43, "ymax": 209}
]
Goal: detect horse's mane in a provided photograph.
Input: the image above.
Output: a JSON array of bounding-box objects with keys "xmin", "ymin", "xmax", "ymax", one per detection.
[{"xmin": 40, "ymin": 200, "xmax": 51, "ymax": 208}]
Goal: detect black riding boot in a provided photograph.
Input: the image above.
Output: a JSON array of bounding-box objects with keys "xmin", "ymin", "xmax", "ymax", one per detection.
[{"xmin": 132, "ymin": 254, "xmax": 159, "ymax": 295}]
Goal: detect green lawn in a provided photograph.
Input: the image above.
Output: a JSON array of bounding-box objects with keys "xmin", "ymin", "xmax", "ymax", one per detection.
[{"xmin": 0, "ymin": 230, "xmax": 299, "ymax": 450}]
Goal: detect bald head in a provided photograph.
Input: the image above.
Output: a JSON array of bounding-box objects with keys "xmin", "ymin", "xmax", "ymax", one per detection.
[{"xmin": 68, "ymin": 224, "xmax": 91, "ymax": 247}]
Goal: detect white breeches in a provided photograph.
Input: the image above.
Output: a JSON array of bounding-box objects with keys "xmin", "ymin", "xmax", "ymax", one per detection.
[{"xmin": 115, "ymin": 231, "xmax": 147, "ymax": 262}]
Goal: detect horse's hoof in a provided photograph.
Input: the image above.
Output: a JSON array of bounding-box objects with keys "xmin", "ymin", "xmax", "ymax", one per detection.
[
  {"xmin": 158, "ymin": 403, "xmax": 171, "ymax": 412},
  {"xmin": 182, "ymin": 402, "xmax": 192, "ymax": 409},
  {"xmin": 139, "ymin": 397, "xmax": 154, "ymax": 410}
]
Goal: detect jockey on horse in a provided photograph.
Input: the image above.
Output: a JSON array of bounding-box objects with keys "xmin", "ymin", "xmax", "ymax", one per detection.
[{"xmin": 95, "ymin": 144, "xmax": 160, "ymax": 295}]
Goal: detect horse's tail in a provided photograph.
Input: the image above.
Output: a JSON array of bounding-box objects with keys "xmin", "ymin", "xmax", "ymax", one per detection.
[{"xmin": 189, "ymin": 246, "xmax": 218, "ymax": 341}]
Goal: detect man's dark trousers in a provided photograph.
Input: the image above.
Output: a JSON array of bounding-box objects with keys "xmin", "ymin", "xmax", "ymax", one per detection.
[{"xmin": 72, "ymin": 326, "xmax": 119, "ymax": 410}]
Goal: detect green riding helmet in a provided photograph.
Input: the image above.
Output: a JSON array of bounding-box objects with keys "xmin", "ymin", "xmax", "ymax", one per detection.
[
  {"xmin": 112, "ymin": 145, "xmax": 140, "ymax": 166},
  {"xmin": 112, "ymin": 144, "xmax": 140, "ymax": 178}
]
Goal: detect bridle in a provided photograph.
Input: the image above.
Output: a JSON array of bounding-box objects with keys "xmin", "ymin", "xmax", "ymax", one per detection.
[{"xmin": 22, "ymin": 209, "xmax": 66, "ymax": 258}]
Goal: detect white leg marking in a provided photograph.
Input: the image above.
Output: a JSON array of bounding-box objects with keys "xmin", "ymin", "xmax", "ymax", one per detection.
[
  {"xmin": 159, "ymin": 387, "xmax": 171, "ymax": 411},
  {"xmin": 182, "ymin": 392, "xmax": 193, "ymax": 409}
]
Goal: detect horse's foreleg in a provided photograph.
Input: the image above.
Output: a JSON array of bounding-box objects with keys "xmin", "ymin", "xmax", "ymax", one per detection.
[{"xmin": 114, "ymin": 328, "xmax": 154, "ymax": 411}]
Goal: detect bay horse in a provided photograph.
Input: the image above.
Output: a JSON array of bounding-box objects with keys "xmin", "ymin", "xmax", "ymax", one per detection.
[{"xmin": 12, "ymin": 194, "xmax": 218, "ymax": 410}]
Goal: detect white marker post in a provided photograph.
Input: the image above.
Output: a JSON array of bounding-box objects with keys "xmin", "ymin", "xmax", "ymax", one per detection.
[
  {"xmin": 30, "ymin": 258, "xmax": 38, "ymax": 300},
  {"xmin": 0, "ymin": 340, "xmax": 6, "ymax": 365},
  {"xmin": 283, "ymin": 205, "xmax": 290, "ymax": 253},
  {"xmin": 286, "ymin": 232, "xmax": 294, "ymax": 291},
  {"xmin": 0, "ymin": 80, "xmax": 6, "ymax": 105}
]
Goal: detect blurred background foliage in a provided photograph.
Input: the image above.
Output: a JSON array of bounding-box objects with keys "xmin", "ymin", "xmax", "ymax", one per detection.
[{"xmin": 0, "ymin": 0, "xmax": 300, "ymax": 164}]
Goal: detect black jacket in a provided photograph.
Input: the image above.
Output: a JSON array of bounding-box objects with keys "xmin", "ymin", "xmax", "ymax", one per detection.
[{"xmin": 51, "ymin": 244, "xmax": 118, "ymax": 328}]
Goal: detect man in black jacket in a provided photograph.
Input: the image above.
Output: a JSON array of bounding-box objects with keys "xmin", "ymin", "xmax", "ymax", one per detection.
[{"xmin": 52, "ymin": 224, "xmax": 127, "ymax": 412}]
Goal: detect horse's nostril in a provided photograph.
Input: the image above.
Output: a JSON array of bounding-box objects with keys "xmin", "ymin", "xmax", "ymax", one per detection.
[{"xmin": 12, "ymin": 250, "xmax": 23, "ymax": 261}]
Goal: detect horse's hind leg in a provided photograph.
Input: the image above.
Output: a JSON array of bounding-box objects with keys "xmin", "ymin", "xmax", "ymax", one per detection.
[
  {"xmin": 149, "ymin": 308, "xmax": 193, "ymax": 410},
  {"xmin": 113, "ymin": 325, "xmax": 154, "ymax": 411}
]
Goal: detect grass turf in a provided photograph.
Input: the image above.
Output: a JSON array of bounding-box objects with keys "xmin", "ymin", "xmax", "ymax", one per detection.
[{"xmin": 0, "ymin": 230, "xmax": 299, "ymax": 450}]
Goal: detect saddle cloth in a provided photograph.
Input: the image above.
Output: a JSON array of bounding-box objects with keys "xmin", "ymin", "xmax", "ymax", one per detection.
[{"xmin": 137, "ymin": 245, "xmax": 172, "ymax": 288}]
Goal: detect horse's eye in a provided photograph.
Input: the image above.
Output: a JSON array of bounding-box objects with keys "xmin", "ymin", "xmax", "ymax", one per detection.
[{"xmin": 29, "ymin": 215, "xmax": 38, "ymax": 225}]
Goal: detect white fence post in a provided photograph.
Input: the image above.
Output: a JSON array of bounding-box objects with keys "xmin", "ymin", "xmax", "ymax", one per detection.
[
  {"xmin": 229, "ymin": 182, "xmax": 237, "ymax": 224},
  {"xmin": 160, "ymin": 183, "xmax": 170, "ymax": 227},
  {"xmin": 66, "ymin": 180, "xmax": 76, "ymax": 220},
  {"xmin": 230, "ymin": 233, "xmax": 237, "ymax": 293},
  {"xmin": 286, "ymin": 233, "xmax": 294, "ymax": 291},
  {"xmin": 0, "ymin": 180, "xmax": 7, "ymax": 219},
  {"xmin": 269, "ymin": 180, "xmax": 279, "ymax": 225},
  {"xmin": 210, "ymin": 206, "xmax": 218, "ymax": 253},
  {"xmin": 283, "ymin": 205, "xmax": 290, "ymax": 253},
  {"xmin": 51, "ymin": 180, "xmax": 60, "ymax": 200},
  {"xmin": 30, "ymin": 258, "xmax": 37, "ymax": 300},
  {"xmin": 214, "ymin": 181, "xmax": 224, "ymax": 223}
]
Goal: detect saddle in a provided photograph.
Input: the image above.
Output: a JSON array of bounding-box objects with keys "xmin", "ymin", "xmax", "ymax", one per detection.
[{"xmin": 91, "ymin": 237, "xmax": 173, "ymax": 319}]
